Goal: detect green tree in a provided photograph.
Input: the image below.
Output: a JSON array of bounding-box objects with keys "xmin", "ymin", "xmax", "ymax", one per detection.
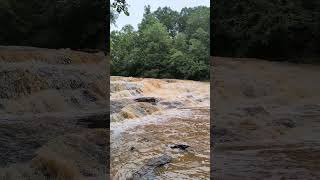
[
  {"xmin": 111, "ymin": 5, "xmax": 210, "ymax": 80},
  {"xmin": 212, "ymin": 0, "xmax": 320, "ymax": 61},
  {"xmin": 111, "ymin": 25, "xmax": 138, "ymax": 76},
  {"xmin": 0, "ymin": 0, "xmax": 107, "ymax": 49},
  {"xmin": 138, "ymin": 20, "xmax": 172, "ymax": 78},
  {"xmin": 184, "ymin": 6, "xmax": 210, "ymax": 38},
  {"xmin": 153, "ymin": 7, "xmax": 179, "ymax": 37}
]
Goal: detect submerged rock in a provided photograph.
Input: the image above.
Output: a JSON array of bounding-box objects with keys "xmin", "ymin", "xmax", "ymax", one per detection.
[
  {"xmin": 130, "ymin": 155, "xmax": 172, "ymax": 180},
  {"xmin": 159, "ymin": 101, "xmax": 182, "ymax": 108}
]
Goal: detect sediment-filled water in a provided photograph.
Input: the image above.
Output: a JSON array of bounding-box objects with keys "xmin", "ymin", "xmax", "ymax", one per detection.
[{"xmin": 110, "ymin": 76, "xmax": 210, "ymax": 179}]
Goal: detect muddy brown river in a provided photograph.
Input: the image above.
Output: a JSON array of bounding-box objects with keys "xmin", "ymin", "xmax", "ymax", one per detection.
[{"xmin": 110, "ymin": 76, "xmax": 210, "ymax": 179}]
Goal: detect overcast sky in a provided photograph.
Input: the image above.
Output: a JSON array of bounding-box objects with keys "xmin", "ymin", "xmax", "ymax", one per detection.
[{"xmin": 111, "ymin": 0, "xmax": 210, "ymax": 31}]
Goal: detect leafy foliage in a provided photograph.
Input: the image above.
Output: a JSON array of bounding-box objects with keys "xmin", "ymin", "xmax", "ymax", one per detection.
[
  {"xmin": 0, "ymin": 0, "xmax": 107, "ymax": 50},
  {"xmin": 111, "ymin": 6, "xmax": 210, "ymax": 80},
  {"xmin": 111, "ymin": 0, "xmax": 129, "ymax": 16},
  {"xmin": 212, "ymin": 0, "xmax": 320, "ymax": 62}
]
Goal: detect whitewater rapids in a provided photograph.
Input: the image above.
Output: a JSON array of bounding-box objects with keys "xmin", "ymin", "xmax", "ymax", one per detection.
[{"xmin": 110, "ymin": 76, "xmax": 210, "ymax": 179}]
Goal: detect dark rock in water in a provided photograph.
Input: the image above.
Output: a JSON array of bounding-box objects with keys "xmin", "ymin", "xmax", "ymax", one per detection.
[
  {"xmin": 134, "ymin": 97, "xmax": 158, "ymax": 104},
  {"xmin": 170, "ymin": 144, "xmax": 190, "ymax": 150},
  {"xmin": 130, "ymin": 155, "xmax": 172, "ymax": 180},
  {"xmin": 146, "ymin": 155, "xmax": 172, "ymax": 167}
]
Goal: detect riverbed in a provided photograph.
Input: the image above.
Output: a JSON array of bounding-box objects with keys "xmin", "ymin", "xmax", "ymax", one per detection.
[{"xmin": 110, "ymin": 76, "xmax": 210, "ymax": 179}]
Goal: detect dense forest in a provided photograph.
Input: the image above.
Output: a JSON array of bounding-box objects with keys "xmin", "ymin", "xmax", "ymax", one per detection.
[
  {"xmin": 1, "ymin": 0, "xmax": 318, "ymax": 63},
  {"xmin": 212, "ymin": 0, "xmax": 320, "ymax": 62},
  {"xmin": 0, "ymin": 0, "xmax": 107, "ymax": 50},
  {"xmin": 111, "ymin": 6, "xmax": 210, "ymax": 80}
]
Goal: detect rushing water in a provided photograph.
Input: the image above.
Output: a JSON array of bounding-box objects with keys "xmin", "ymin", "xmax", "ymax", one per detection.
[{"xmin": 110, "ymin": 76, "xmax": 210, "ymax": 179}]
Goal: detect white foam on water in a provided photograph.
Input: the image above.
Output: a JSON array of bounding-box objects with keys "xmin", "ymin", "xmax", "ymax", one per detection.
[{"xmin": 111, "ymin": 108, "xmax": 193, "ymax": 138}]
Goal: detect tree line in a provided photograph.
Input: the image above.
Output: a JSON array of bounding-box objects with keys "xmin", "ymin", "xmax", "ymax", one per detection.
[
  {"xmin": 212, "ymin": 0, "xmax": 320, "ymax": 63},
  {"xmin": 111, "ymin": 5, "xmax": 210, "ymax": 80},
  {"xmin": 0, "ymin": 0, "xmax": 106, "ymax": 50},
  {"xmin": 2, "ymin": 0, "xmax": 317, "ymax": 63}
]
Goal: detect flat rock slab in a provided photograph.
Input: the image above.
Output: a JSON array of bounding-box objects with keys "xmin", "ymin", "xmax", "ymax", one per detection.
[
  {"xmin": 130, "ymin": 155, "xmax": 172, "ymax": 180},
  {"xmin": 134, "ymin": 97, "xmax": 159, "ymax": 104}
]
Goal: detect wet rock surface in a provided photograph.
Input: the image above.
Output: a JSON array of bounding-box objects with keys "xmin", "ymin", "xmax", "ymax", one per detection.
[
  {"xmin": 130, "ymin": 155, "xmax": 172, "ymax": 180},
  {"xmin": 134, "ymin": 97, "xmax": 159, "ymax": 104},
  {"xmin": 169, "ymin": 144, "xmax": 190, "ymax": 151}
]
